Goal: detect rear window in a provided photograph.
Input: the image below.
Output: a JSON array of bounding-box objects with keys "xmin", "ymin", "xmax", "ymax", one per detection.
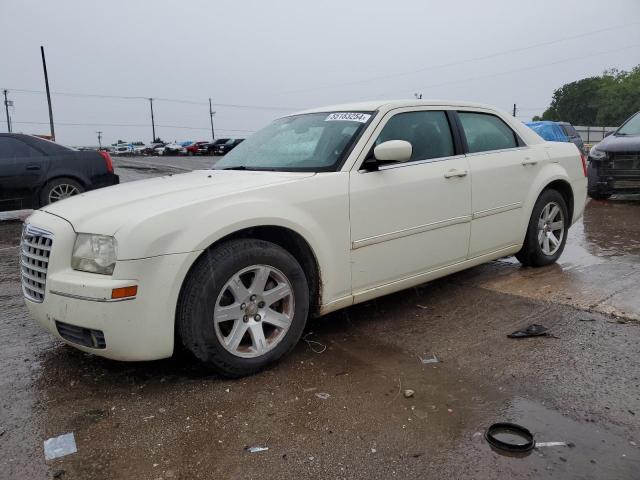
[
  {"xmin": 0, "ymin": 137, "xmax": 43, "ymax": 158},
  {"xmin": 458, "ymin": 112, "xmax": 518, "ymax": 153},
  {"xmin": 562, "ymin": 124, "xmax": 578, "ymax": 137},
  {"xmin": 29, "ymin": 136, "xmax": 74, "ymax": 155}
]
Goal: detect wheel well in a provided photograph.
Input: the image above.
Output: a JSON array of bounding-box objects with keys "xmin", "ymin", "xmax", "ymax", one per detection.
[
  {"xmin": 543, "ymin": 180, "xmax": 574, "ymax": 221},
  {"xmin": 193, "ymin": 226, "xmax": 321, "ymax": 315}
]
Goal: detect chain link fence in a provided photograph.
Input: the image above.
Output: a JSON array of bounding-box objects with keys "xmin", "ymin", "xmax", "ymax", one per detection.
[{"xmin": 574, "ymin": 125, "xmax": 617, "ymax": 144}]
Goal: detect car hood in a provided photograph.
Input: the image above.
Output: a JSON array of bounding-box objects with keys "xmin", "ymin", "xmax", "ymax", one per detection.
[
  {"xmin": 597, "ymin": 134, "xmax": 640, "ymax": 153},
  {"xmin": 42, "ymin": 169, "xmax": 315, "ymax": 235}
]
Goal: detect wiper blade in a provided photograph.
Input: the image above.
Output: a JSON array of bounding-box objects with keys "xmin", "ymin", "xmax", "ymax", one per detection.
[{"xmin": 220, "ymin": 166, "xmax": 248, "ymax": 170}]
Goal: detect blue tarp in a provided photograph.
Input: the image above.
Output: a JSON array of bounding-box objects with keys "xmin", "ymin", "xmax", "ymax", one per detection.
[{"xmin": 526, "ymin": 121, "xmax": 569, "ymax": 142}]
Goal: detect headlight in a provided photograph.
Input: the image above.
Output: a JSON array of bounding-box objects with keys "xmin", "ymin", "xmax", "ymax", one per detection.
[
  {"xmin": 71, "ymin": 234, "xmax": 117, "ymax": 275},
  {"xmin": 589, "ymin": 144, "xmax": 607, "ymax": 160}
]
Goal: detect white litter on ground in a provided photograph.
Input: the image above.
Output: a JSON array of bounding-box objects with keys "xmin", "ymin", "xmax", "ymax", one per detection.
[{"xmin": 44, "ymin": 433, "xmax": 77, "ymax": 460}]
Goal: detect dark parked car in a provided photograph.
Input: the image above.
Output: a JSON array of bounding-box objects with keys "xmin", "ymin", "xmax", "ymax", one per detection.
[
  {"xmin": 588, "ymin": 111, "xmax": 640, "ymax": 199},
  {"xmin": 0, "ymin": 133, "xmax": 119, "ymax": 212},
  {"xmin": 526, "ymin": 121, "xmax": 585, "ymax": 154},
  {"xmin": 213, "ymin": 138, "xmax": 244, "ymax": 155},
  {"xmin": 206, "ymin": 138, "xmax": 230, "ymax": 155}
]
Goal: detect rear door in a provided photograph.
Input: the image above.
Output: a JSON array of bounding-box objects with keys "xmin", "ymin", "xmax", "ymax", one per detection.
[
  {"xmin": 0, "ymin": 137, "xmax": 49, "ymax": 211},
  {"xmin": 456, "ymin": 110, "xmax": 544, "ymax": 257}
]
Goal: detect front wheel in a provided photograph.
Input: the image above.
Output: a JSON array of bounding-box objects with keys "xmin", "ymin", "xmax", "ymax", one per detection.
[
  {"xmin": 177, "ymin": 239, "xmax": 309, "ymax": 377},
  {"xmin": 516, "ymin": 189, "xmax": 569, "ymax": 267}
]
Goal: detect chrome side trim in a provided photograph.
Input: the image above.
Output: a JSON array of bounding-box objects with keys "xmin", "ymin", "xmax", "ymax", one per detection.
[
  {"xmin": 50, "ymin": 290, "xmax": 135, "ymax": 303},
  {"xmin": 472, "ymin": 202, "xmax": 522, "ymax": 219},
  {"xmin": 352, "ymin": 215, "xmax": 471, "ymax": 250}
]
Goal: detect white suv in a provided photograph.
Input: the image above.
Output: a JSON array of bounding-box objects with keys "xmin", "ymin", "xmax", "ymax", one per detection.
[{"xmin": 22, "ymin": 100, "xmax": 587, "ymax": 377}]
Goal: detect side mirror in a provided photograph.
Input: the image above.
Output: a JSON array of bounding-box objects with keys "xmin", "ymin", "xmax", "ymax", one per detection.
[{"xmin": 373, "ymin": 140, "xmax": 412, "ymax": 163}]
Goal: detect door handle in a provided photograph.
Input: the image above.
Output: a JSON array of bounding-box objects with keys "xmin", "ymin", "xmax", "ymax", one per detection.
[
  {"xmin": 444, "ymin": 169, "xmax": 468, "ymax": 178},
  {"xmin": 25, "ymin": 164, "xmax": 41, "ymax": 171},
  {"xmin": 521, "ymin": 157, "xmax": 538, "ymax": 166}
]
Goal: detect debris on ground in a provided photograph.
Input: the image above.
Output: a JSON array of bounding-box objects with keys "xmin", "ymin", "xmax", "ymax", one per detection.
[
  {"xmin": 302, "ymin": 333, "xmax": 327, "ymax": 354},
  {"xmin": 418, "ymin": 354, "xmax": 440, "ymax": 364},
  {"xmin": 416, "ymin": 304, "xmax": 429, "ymax": 310},
  {"xmin": 403, "ymin": 389, "xmax": 415, "ymax": 398},
  {"xmin": 245, "ymin": 446, "xmax": 269, "ymax": 453},
  {"xmin": 536, "ymin": 441, "xmax": 568, "ymax": 447},
  {"xmin": 508, "ymin": 324, "xmax": 549, "ymax": 338},
  {"xmin": 485, "ymin": 422, "xmax": 535, "ymax": 453},
  {"xmin": 44, "ymin": 433, "xmax": 77, "ymax": 460},
  {"xmin": 315, "ymin": 392, "xmax": 331, "ymax": 400}
]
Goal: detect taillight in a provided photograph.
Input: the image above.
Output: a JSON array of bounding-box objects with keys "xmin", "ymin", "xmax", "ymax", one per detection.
[
  {"xmin": 99, "ymin": 151, "xmax": 114, "ymax": 173},
  {"xmin": 580, "ymin": 153, "xmax": 587, "ymax": 177}
]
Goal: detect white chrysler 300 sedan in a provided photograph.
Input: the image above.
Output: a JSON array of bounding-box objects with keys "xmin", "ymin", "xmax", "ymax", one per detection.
[{"xmin": 22, "ymin": 100, "xmax": 587, "ymax": 377}]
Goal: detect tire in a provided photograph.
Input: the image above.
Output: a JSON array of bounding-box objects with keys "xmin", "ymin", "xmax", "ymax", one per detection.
[
  {"xmin": 515, "ymin": 189, "xmax": 569, "ymax": 267},
  {"xmin": 177, "ymin": 238, "xmax": 309, "ymax": 377},
  {"xmin": 40, "ymin": 177, "xmax": 84, "ymax": 206},
  {"xmin": 588, "ymin": 191, "xmax": 611, "ymax": 200},
  {"xmin": 188, "ymin": 151, "xmax": 194, "ymax": 156},
  {"xmin": 587, "ymin": 164, "xmax": 611, "ymax": 200}
]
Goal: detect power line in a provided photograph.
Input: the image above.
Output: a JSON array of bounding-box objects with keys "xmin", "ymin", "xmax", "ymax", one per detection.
[
  {"xmin": 0, "ymin": 119, "xmax": 255, "ymax": 132},
  {"xmin": 4, "ymin": 88, "xmax": 300, "ymax": 111},
  {"xmin": 277, "ymin": 21, "xmax": 640, "ymax": 95},
  {"xmin": 364, "ymin": 43, "xmax": 640, "ymax": 99}
]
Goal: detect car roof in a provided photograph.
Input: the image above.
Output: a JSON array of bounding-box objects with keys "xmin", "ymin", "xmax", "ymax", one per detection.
[{"xmin": 291, "ymin": 99, "xmax": 499, "ymax": 116}]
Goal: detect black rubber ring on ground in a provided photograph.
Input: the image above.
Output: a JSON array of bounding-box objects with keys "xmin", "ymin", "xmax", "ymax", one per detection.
[{"xmin": 485, "ymin": 422, "xmax": 535, "ymax": 453}]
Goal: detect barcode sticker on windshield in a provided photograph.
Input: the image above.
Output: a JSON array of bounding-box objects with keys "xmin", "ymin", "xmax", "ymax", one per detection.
[{"xmin": 325, "ymin": 112, "xmax": 371, "ymax": 123}]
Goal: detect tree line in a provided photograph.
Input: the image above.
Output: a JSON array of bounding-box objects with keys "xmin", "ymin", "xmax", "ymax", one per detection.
[{"xmin": 533, "ymin": 65, "xmax": 640, "ymax": 126}]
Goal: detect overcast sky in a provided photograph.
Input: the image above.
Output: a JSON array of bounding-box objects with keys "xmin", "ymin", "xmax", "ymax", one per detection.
[{"xmin": 1, "ymin": 0, "xmax": 639, "ymax": 145}]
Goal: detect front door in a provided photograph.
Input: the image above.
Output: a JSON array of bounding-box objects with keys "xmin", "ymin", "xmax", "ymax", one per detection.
[{"xmin": 349, "ymin": 109, "xmax": 472, "ymax": 295}]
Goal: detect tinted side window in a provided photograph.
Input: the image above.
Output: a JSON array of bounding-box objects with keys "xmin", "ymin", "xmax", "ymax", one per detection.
[
  {"xmin": 562, "ymin": 124, "xmax": 578, "ymax": 137},
  {"xmin": 458, "ymin": 112, "xmax": 517, "ymax": 153},
  {"xmin": 0, "ymin": 138, "xmax": 42, "ymax": 159},
  {"xmin": 375, "ymin": 111, "xmax": 454, "ymax": 161}
]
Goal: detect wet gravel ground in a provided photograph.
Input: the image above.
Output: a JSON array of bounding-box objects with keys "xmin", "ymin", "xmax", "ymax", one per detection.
[{"xmin": 1, "ymin": 157, "xmax": 639, "ymax": 479}]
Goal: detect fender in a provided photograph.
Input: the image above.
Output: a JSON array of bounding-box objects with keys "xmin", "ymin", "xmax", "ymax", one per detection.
[
  {"xmin": 518, "ymin": 164, "xmax": 573, "ymax": 245},
  {"xmin": 114, "ymin": 173, "xmax": 352, "ymax": 306}
]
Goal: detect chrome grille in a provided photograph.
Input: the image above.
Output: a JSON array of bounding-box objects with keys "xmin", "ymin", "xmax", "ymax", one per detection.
[{"xmin": 20, "ymin": 224, "xmax": 54, "ymax": 303}]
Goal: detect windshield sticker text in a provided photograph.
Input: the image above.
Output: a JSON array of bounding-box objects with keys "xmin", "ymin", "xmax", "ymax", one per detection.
[{"xmin": 325, "ymin": 112, "xmax": 371, "ymax": 123}]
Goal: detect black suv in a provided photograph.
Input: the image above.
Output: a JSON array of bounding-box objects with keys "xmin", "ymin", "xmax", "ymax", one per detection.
[
  {"xmin": 213, "ymin": 138, "xmax": 244, "ymax": 156},
  {"xmin": 588, "ymin": 111, "xmax": 640, "ymax": 199},
  {"xmin": 0, "ymin": 133, "xmax": 119, "ymax": 212}
]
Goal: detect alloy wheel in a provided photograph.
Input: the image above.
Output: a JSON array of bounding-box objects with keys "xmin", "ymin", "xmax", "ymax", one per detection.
[
  {"xmin": 537, "ymin": 201, "xmax": 564, "ymax": 255},
  {"xmin": 213, "ymin": 264, "xmax": 294, "ymax": 358},
  {"xmin": 48, "ymin": 184, "xmax": 80, "ymax": 203}
]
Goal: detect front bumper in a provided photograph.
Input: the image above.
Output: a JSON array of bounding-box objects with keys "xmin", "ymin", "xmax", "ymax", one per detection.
[
  {"xmin": 589, "ymin": 157, "xmax": 640, "ymax": 194},
  {"xmin": 23, "ymin": 210, "xmax": 201, "ymax": 361}
]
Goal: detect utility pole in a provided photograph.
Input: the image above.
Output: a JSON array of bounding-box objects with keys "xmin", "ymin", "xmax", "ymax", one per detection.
[
  {"xmin": 40, "ymin": 46, "xmax": 55, "ymax": 140},
  {"xmin": 209, "ymin": 98, "xmax": 216, "ymax": 141},
  {"xmin": 96, "ymin": 131, "xmax": 103, "ymax": 149},
  {"xmin": 3, "ymin": 90, "xmax": 11, "ymax": 133},
  {"xmin": 513, "ymin": 104, "xmax": 517, "ymax": 117},
  {"xmin": 149, "ymin": 98, "xmax": 156, "ymax": 142}
]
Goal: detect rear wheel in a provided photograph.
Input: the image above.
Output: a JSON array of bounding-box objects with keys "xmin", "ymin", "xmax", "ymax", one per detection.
[
  {"xmin": 40, "ymin": 177, "xmax": 84, "ymax": 206},
  {"xmin": 177, "ymin": 239, "xmax": 309, "ymax": 377},
  {"xmin": 516, "ymin": 189, "xmax": 569, "ymax": 267}
]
